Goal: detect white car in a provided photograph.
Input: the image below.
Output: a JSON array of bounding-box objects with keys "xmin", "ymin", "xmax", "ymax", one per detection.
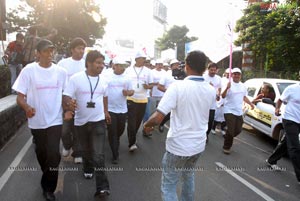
[{"xmin": 243, "ymin": 78, "xmax": 300, "ymax": 140}]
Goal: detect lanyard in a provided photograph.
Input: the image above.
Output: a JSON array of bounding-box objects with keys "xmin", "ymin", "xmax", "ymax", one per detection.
[
  {"xmin": 188, "ymin": 77, "xmax": 204, "ymax": 82},
  {"xmin": 133, "ymin": 66, "xmax": 144, "ymax": 88},
  {"xmin": 85, "ymin": 71, "xmax": 99, "ymax": 101}
]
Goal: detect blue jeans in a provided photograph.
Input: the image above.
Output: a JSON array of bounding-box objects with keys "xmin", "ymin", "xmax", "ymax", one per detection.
[
  {"xmin": 9, "ymin": 63, "xmax": 22, "ymax": 92},
  {"xmin": 75, "ymin": 120, "xmax": 109, "ymax": 191},
  {"xmin": 161, "ymin": 151, "xmax": 201, "ymax": 201}
]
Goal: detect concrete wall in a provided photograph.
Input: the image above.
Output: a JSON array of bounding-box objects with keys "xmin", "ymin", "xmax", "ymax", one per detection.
[{"xmin": 0, "ymin": 95, "xmax": 26, "ymax": 149}]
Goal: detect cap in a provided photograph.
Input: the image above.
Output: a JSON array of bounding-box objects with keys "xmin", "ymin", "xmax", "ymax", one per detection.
[
  {"xmin": 225, "ymin": 68, "xmax": 230, "ymax": 73},
  {"xmin": 170, "ymin": 59, "xmax": 179, "ymax": 65},
  {"xmin": 163, "ymin": 62, "xmax": 169, "ymax": 66},
  {"xmin": 36, "ymin": 39, "xmax": 55, "ymax": 51},
  {"xmin": 135, "ymin": 50, "xmax": 147, "ymax": 59},
  {"xmin": 113, "ymin": 57, "xmax": 128, "ymax": 65},
  {"xmin": 155, "ymin": 59, "xmax": 163, "ymax": 64},
  {"xmin": 232, "ymin": 67, "xmax": 242, "ymax": 74}
]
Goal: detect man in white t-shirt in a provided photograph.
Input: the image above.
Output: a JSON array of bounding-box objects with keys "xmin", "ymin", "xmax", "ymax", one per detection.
[
  {"xmin": 157, "ymin": 58, "xmax": 180, "ymax": 132},
  {"xmin": 221, "ymin": 67, "xmax": 254, "ymax": 154},
  {"xmin": 12, "ymin": 39, "xmax": 67, "ymax": 201},
  {"xmin": 125, "ymin": 51, "xmax": 153, "ymax": 151},
  {"xmin": 58, "ymin": 37, "xmax": 86, "ymax": 163},
  {"xmin": 143, "ymin": 50, "xmax": 215, "ymax": 201},
  {"xmin": 274, "ymin": 82, "xmax": 300, "ymax": 184},
  {"xmin": 63, "ymin": 50, "xmax": 111, "ymax": 198},
  {"xmin": 107, "ymin": 57, "xmax": 134, "ymax": 164},
  {"xmin": 203, "ymin": 62, "xmax": 221, "ymax": 142}
]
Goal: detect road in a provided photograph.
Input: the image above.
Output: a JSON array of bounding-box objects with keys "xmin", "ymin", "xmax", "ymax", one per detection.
[{"xmin": 0, "ymin": 122, "xmax": 299, "ymax": 201}]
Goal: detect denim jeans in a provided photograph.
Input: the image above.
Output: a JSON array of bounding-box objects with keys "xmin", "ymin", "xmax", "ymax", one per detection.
[
  {"xmin": 75, "ymin": 120, "xmax": 110, "ymax": 191},
  {"xmin": 9, "ymin": 63, "xmax": 22, "ymax": 92},
  {"xmin": 61, "ymin": 118, "xmax": 82, "ymax": 157},
  {"xmin": 161, "ymin": 151, "xmax": 201, "ymax": 201},
  {"xmin": 283, "ymin": 119, "xmax": 300, "ymax": 182},
  {"xmin": 107, "ymin": 112, "xmax": 127, "ymax": 160},
  {"xmin": 31, "ymin": 125, "xmax": 62, "ymax": 193}
]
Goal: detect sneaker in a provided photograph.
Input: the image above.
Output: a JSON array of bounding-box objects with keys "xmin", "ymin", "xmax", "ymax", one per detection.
[
  {"xmin": 94, "ymin": 189, "xmax": 110, "ymax": 197},
  {"xmin": 74, "ymin": 157, "xmax": 83, "ymax": 164},
  {"xmin": 223, "ymin": 149, "xmax": 231, "ymax": 154},
  {"xmin": 62, "ymin": 147, "xmax": 70, "ymax": 157},
  {"xmin": 265, "ymin": 159, "xmax": 281, "ymax": 171},
  {"xmin": 43, "ymin": 191, "xmax": 56, "ymax": 201},
  {"xmin": 159, "ymin": 125, "xmax": 164, "ymax": 133},
  {"xmin": 221, "ymin": 130, "xmax": 226, "ymax": 135},
  {"xmin": 143, "ymin": 130, "xmax": 152, "ymax": 137},
  {"xmin": 129, "ymin": 144, "xmax": 138, "ymax": 152},
  {"xmin": 112, "ymin": 158, "xmax": 119, "ymax": 164},
  {"xmin": 211, "ymin": 129, "xmax": 216, "ymax": 135},
  {"xmin": 83, "ymin": 173, "xmax": 93, "ymax": 179}
]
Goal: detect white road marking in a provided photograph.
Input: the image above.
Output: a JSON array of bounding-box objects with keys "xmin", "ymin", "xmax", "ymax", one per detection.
[
  {"xmin": 215, "ymin": 162, "xmax": 275, "ymax": 201},
  {"xmin": 0, "ymin": 136, "xmax": 32, "ymax": 191}
]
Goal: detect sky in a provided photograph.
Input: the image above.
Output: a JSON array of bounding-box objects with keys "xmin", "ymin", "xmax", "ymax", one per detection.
[{"xmin": 6, "ymin": 0, "xmax": 247, "ymax": 61}]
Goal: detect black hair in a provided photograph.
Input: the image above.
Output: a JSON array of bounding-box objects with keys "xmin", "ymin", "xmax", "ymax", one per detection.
[
  {"xmin": 16, "ymin": 33, "xmax": 24, "ymax": 39},
  {"xmin": 185, "ymin": 50, "xmax": 207, "ymax": 74},
  {"xmin": 85, "ymin": 50, "xmax": 105, "ymax": 68},
  {"xmin": 207, "ymin": 62, "xmax": 218, "ymax": 69},
  {"xmin": 70, "ymin": 37, "xmax": 87, "ymax": 50}
]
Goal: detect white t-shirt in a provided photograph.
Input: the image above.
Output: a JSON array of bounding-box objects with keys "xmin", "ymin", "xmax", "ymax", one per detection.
[
  {"xmin": 223, "ymin": 81, "xmax": 247, "ymax": 116},
  {"xmin": 12, "ymin": 62, "xmax": 67, "ymax": 129},
  {"xmin": 157, "ymin": 75, "xmax": 215, "ymax": 157},
  {"xmin": 151, "ymin": 69, "xmax": 166, "ymax": 97},
  {"xmin": 63, "ymin": 71, "xmax": 108, "ymax": 126},
  {"xmin": 57, "ymin": 57, "xmax": 85, "ymax": 80},
  {"xmin": 107, "ymin": 73, "xmax": 133, "ymax": 113},
  {"xmin": 125, "ymin": 66, "xmax": 153, "ymax": 103},
  {"xmin": 280, "ymin": 83, "xmax": 300, "ymax": 123},
  {"xmin": 159, "ymin": 71, "xmax": 176, "ymax": 90},
  {"xmin": 203, "ymin": 74, "xmax": 221, "ymax": 110}
]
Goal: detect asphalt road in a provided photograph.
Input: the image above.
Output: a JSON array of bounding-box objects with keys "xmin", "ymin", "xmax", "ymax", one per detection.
[{"xmin": 0, "ymin": 122, "xmax": 299, "ymax": 201}]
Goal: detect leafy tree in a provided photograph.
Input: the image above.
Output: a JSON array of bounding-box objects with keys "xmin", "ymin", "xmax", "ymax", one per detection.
[
  {"xmin": 155, "ymin": 25, "xmax": 198, "ymax": 61},
  {"xmin": 235, "ymin": 2, "xmax": 300, "ymax": 73},
  {"xmin": 6, "ymin": 0, "xmax": 107, "ymax": 53}
]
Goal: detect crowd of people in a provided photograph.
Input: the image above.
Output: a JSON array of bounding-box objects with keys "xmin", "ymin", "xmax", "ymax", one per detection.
[{"xmin": 6, "ymin": 26, "xmax": 300, "ymax": 201}]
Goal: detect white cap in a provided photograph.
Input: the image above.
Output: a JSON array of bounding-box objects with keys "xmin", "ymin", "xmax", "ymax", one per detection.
[
  {"xmin": 135, "ymin": 50, "xmax": 147, "ymax": 59},
  {"xmin": 232, "ymin": 67, "xmax": 242, "ymax": 74},
  {"xmin": 155, "ymin": 59, "xmax": 163, "ymax": 64},
  {"xmin": 170, "ymin": 59, "xmax": 179, "ymax": 65},
  {"xmin": 113, "ymin": 57, "xmax": 128, "ymax": 65},
  {"xmin": 163, "ymin": 62, "xmax": 169, "ymax": 66},
  {"xmin": 225, "ymin": 68, "xmax": 230, "ymax": 73}
]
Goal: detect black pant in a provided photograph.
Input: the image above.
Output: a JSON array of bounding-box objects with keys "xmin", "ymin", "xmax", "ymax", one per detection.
[
  {"xmin": 76, "ymin": 120, "xmax": 110, "ymax": 191},
  {"xmin": 160, "ymin": 112, "xmax": 170, "ymax": 127},
  {"xmin": 127, "ymin": 100, "xmax": 147, "ymax": 147},
  {"xmin": 283, "ymin": 119, "xmax": 300, "ymax": 182},
  {"xmin": 223, "ymin": 113, "xmax": 243, "ymax": 150},
  {"xmin": 61, "ymin": 118, "xmax": 82, "ymax": 157},
  {"xmin": 107, "ymin": 112, "xmax": 127, "ymax": 160},
  {"xmin": 268, "ymin": 133, "xmax": 287, "ymax": 165},
  {"xmin": 31, "ymin": 125, "xmax": 62, "ymax": 193},
  {"xmin": 206, "ymin": 109, "xmax": 215, "ymax": 136}
]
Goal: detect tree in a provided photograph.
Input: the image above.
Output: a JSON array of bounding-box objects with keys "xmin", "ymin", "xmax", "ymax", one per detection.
[
  {"xmin": 235, "ymin": 2, "xmax": 300, "ymax": 73},
  {"xmin": 6, "ymin": 0, "xmax": 107, "ymax": 53},
  {"xmin": 155, "ymin": 25, "xmax": 198, "ymax": 61}
]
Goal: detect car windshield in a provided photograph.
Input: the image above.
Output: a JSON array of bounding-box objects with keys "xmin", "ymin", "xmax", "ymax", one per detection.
[{"xmin": 276, "ymin": 82, "xmax": 295, "ymax": 94}]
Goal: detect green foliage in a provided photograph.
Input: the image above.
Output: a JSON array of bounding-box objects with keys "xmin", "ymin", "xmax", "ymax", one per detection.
[
  {"xmin": 235, "ymin": 2, "xmax": 300, "ymax": 73},
  {"xmin": 155, "ymin": 25, "xmax": 198, "ymax": 61},
  {"xmin": 6, "ymin": 0, "xmax": 107, "ymax": 53}
]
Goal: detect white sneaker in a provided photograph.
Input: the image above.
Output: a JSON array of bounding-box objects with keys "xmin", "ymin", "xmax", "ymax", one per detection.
[
  {"xmin": 83, "ymin": 173, "xmax": 93, "ymax": 179},
  {"xmin": 62, "ymin": 147, "xmax": 70, "ymax": 157},
  {"xmin": 74, "ymin": 157, "xmax": 83, "ymax": 164},
  {"xmin": 265, "ymin": 159, "xmax": 281, "ymax": 171},
  {"xmin": 211, "ymin": 129, "xmax": 216, "ymax": 135},
  {"xmin": 129, "ymin": 144, "xmax": 138, "ymax": 152},
  {"xmin": 221, "ymin": 130, "xmax": 226, "ymax": 135}
]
